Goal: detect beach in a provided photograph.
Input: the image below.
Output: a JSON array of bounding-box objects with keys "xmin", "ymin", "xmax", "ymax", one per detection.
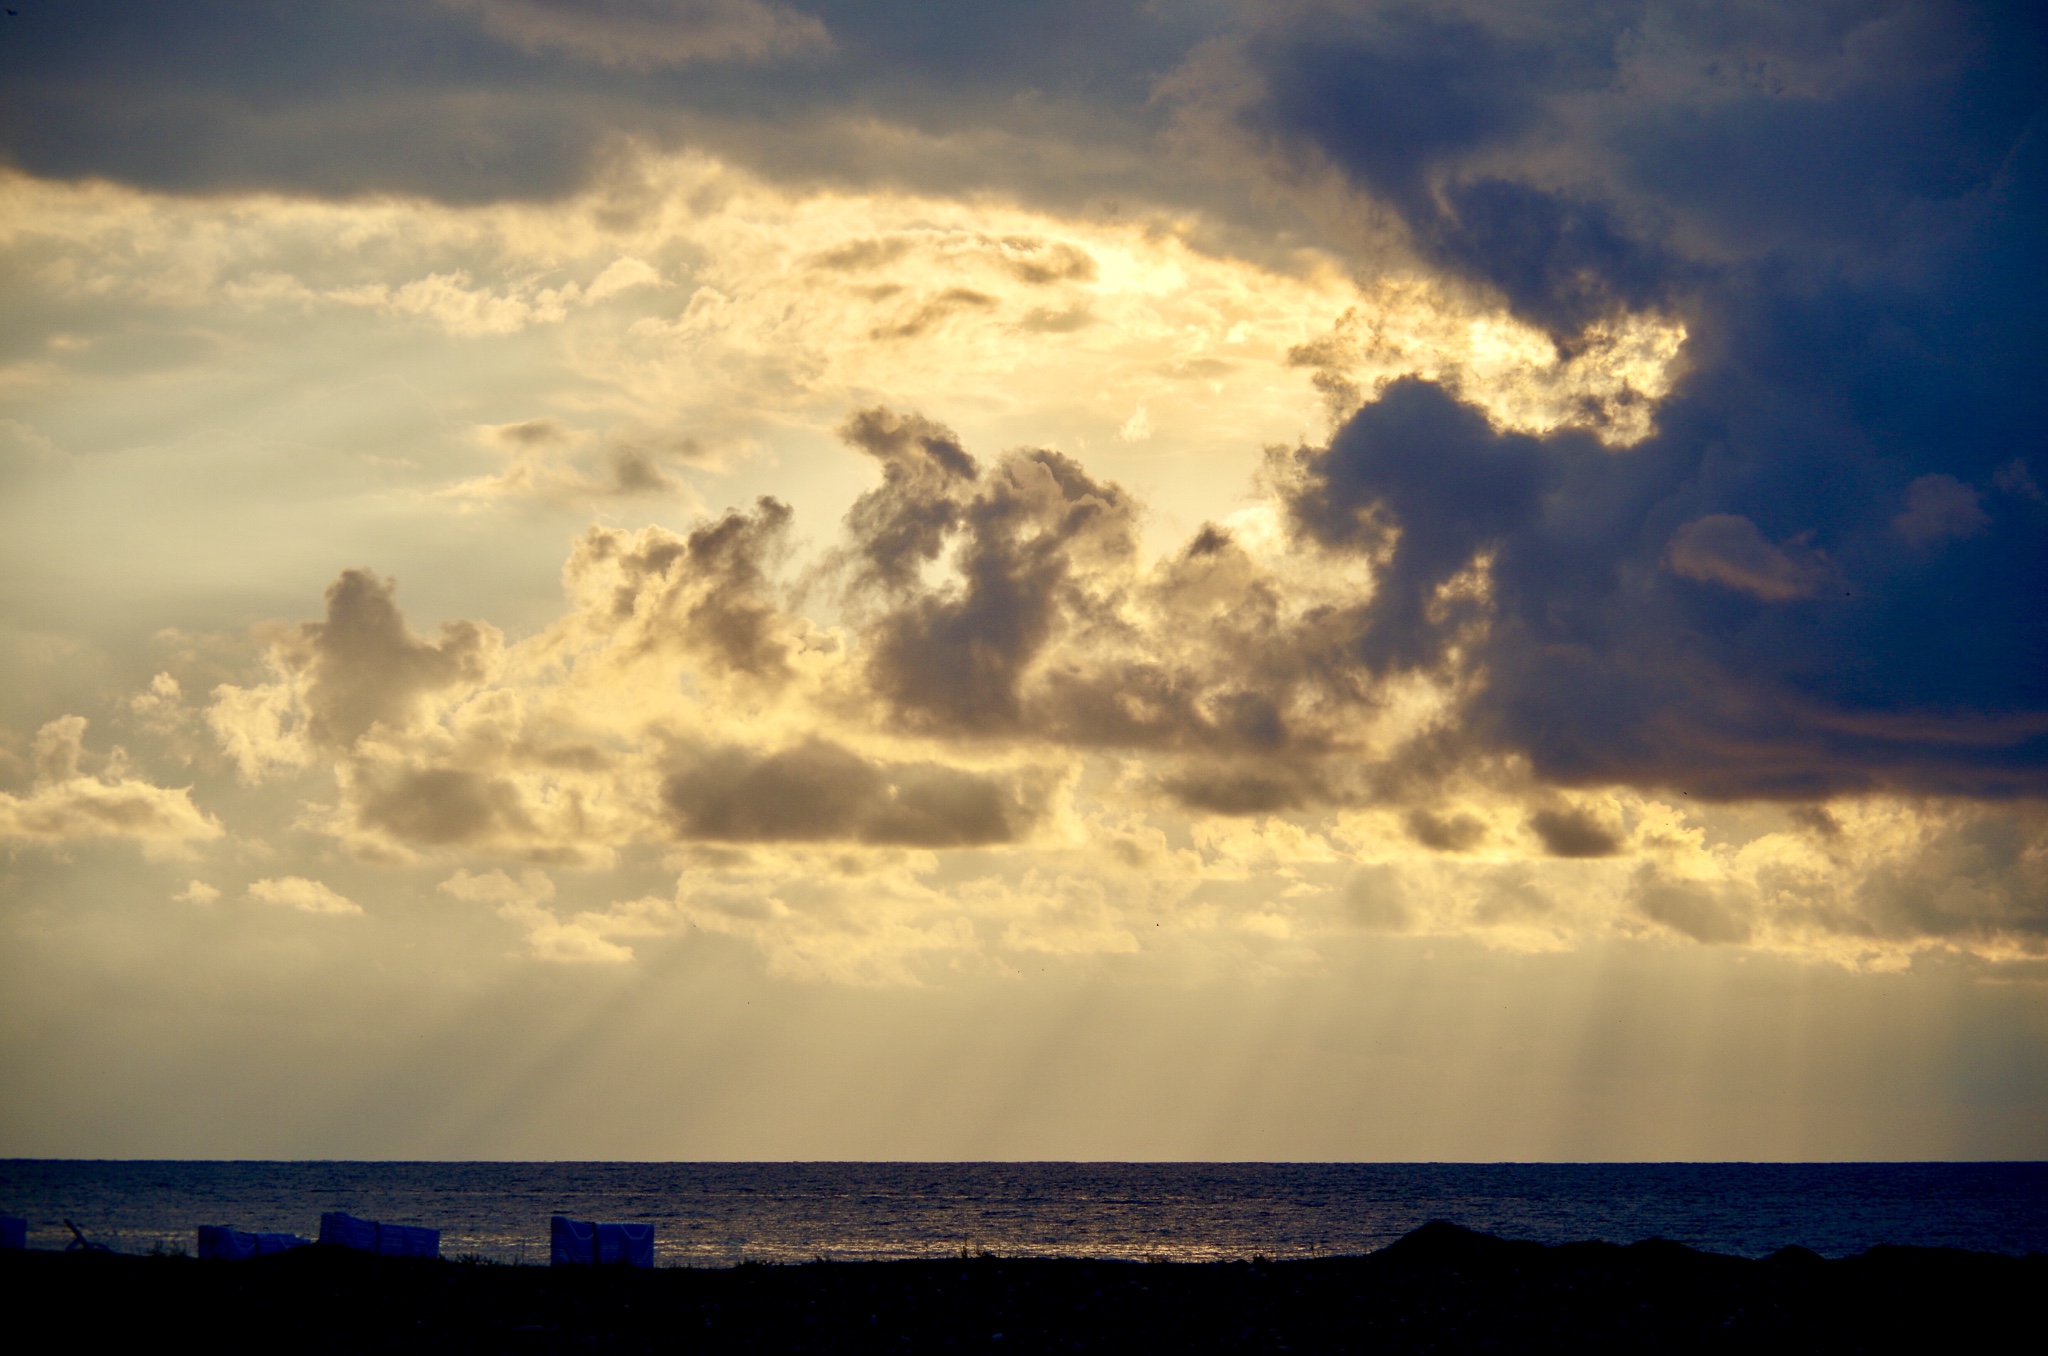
[{"xmin": 5, "ymin": 1222, "xmax": 2039, "ymax": 1353}]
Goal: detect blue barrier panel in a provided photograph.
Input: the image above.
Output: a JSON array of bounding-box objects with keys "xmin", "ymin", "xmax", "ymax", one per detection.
[
  {"xmin": 550, "ymin": 1215, "xmax": 595, "ymax": 1266},
  {"xmin": 552, "ymin": 1215, "xmax": 654, "ymax": 1268},
  {"xmin": 199, "ymin": 1226, "xmax": 310, "ymax": 1259},
  {"xmin": 376, "ymin": 1223, "xmax": 440, "ymax": 1259},
  {"xmin": 0, "ymin": 1217, "xmax": 25, "ymax": 1250},
  {"xmin": 596, "ymin": 1222, "xmax": 655, "ymax": 1268},
  {"xmin": 320, "ymin": 1212, "xmax": 435, "ymax": 1258},
  {"xmin": 319, "ymin": 1212, "xmax": 379, "ymax": 1251},
  {"xmin": 198, "ymin": 1226, "xmax": 258, "ymax": 1260}
]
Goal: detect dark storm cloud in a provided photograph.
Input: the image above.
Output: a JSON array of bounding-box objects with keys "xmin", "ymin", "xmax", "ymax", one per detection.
[
  {"xmin": 1235, "ymin": 1, "xmax": 1686, "ymax": 338},
  {"xmin": 1275, "ymin": 364, "xmax": 2048, "ymax": 800},
  {"xmin": 1216, "ymin": 2, "xmax": 2041, "ymax": 340},
  {"xmin": 0, "ymin": 0, "xmax": 1215, "ymax": 204},
  {"xmin": 1232, "ymin": 2, "xmax": 2048, "ymax": 800}
]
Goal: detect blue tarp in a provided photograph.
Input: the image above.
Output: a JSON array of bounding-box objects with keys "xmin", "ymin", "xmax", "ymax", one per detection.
[
  {"xmin": 199, "ymin": 1226, "xmax": 310, "ymax": 1259},
  {"xmin": 318, "ymin": 1211, "xmax": 439, "ymax": 1259},
  {"xmin": 551, "ymin": 1215, "xmax": 654, "ymax": 1268},
  {"xmin": 1, "ymin": 1216, "xmax": 26, "ymax": 1250}
]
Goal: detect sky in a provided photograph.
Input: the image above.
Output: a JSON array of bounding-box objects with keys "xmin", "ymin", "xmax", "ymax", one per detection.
[{"xmin": 1, "ymin": 0, "xmax": 2044, "ymax": 1161}]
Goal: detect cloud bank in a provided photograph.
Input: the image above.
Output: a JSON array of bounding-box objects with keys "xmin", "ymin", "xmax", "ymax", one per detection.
[{"xmin": 193, "ymin": 394, "xmax": 2046, "ymax": 979}]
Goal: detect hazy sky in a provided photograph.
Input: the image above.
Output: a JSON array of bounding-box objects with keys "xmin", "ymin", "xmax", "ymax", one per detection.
[{"xmin": 2, "ymin": 0, "xmax": 2043, "ymax": 1160}]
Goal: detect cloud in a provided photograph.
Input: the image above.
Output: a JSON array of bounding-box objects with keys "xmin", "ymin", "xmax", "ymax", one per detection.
[
  {"xmin": 1270, "ymin": 369, "xmax": 2048, "ymax": 800},
  {"xmin": 246, "ymin": 876, "xmax": 363, "ymax": 915},
  {"xmin": 1632, "ymin": 867, "xmax": 1753, "ymax": 945},
  {"xmin": 203, "ymin": 363, "xmax": 2046, "ymax": 903},
  {"xmin": 440, "ymin": 866, "xmax": 633, "ymax": 962},
  {"xmin": 1, "ymin": 147, "xmax": 1697, "ymax": 538},
  {"xmin": 128, "ymin": 672, "xmax": 190, "ymax": 733},
  {"xmin": 171, "ymin": 397, "xmax": 2044, "ymax": 977},
  {"xmin": 1993, "ymin": 459, "xmax": 2043, "ymax": 502},
  {"xmin": 210, "ymin": 569, "xmax": 502, "ymax": 781},
  {"xmin": 662, "ymin": 740, "xmax": 1044, "ymax": 847},
  {"xmin": 1666, "ymin": 515, "xmax": 1827, "ymax": 601},
  {"xmin": 441, "ymin": 0, "xmax": 831, "ymax": 70},
  {"xmin": 1527, "ymin": 806, "xmax": 1622, "ymax": 860},
  {"xmin": 847, "ymin": 424, "xmax": 1145, "ymax": 735},
  {"xmin": 1159, "ymin": 3, "xmax": 2047, "ymax": 796},
  {"xmin": 0, "ymin": 0, "xmax": 1204, "ymax": 206},
  {"xmin": 1405, "ymin": 807, "xmax": 1486, "ymax": 853},
  {"xmin": 836, "ymin": 407, "xmax": 980, "ymax": 594},
  {"xmin": 441, "ymin": 419, "xmax": 697, "ymax": 507},
  {"xmin": 1894, "ymin": 474, "xmax": 1989, "ymax": 547},
  {"xmin": 4, "ymin": 3, "xmax": 2044, "ymax": 993},
  {"xmin": 0, "ymin": 717, "xmax": 223, "ymax": 851},
  {"xmin": 173, "ymin": 880, "xmax": 222, "ymax": 905}
]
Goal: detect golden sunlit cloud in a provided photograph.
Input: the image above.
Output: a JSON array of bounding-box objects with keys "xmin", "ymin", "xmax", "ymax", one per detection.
[
  {"xmin": 0, "ymin": 151, "xmax": 1685, "ymax": 530},
  {"xmin": 0, "ymin": 717, "xmax": 222, "ymax": 853},
  {"xmin": 173, "ymin": 422, "xmax": 2045, "ymax": 982}
]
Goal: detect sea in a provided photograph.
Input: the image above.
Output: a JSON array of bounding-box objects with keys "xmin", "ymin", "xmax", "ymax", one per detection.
[{"xmin": 3, "ymin": 1162, "xmax": 2044, "ymax": 1266}]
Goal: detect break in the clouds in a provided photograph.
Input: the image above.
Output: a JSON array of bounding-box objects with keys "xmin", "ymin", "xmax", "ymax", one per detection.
[{"xmin": 1, "ymin": 2, "xmax": 2044, "ymax": 1156}]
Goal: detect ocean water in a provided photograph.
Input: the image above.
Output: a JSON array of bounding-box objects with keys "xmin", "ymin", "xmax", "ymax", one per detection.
[{"xmin": 2, "ymin": 1162, "xmax": 2043, "ymax": 1265}]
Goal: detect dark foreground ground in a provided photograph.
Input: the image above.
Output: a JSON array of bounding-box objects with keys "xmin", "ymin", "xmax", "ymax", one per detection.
[{"xmin": 3, "ymin": 1222, "xmax": 2040, "ymax": 1353}]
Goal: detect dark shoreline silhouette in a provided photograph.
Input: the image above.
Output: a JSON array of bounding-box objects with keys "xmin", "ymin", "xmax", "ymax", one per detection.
[{"xmin": 4, "ymin": 1220, "xmax": 2038, "ymax": 1352}]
